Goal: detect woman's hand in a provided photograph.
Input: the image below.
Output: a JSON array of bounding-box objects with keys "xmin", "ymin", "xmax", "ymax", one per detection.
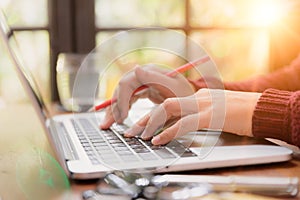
[
  {"xmin": 124, "ymin": 89, "xmax": 262, "ymax": 145},
  {"xmin": 100, "ymin": 64, "xmax": 195, "ymax": 129}
]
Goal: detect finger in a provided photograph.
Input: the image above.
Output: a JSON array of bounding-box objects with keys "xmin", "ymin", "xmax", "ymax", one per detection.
[
  {"xmin": 135, "ymin": 67, "xmax": 175, "ymax": 94},
  {"xmin": 141, "ymin": 96, "xmax": 199, "ymax": 140},
  {"xmin": 135, "ymin": 66, "xmax": 193, "ymax": 97},
  {"xmin": 133, "ymin": 85, "xmax": 165, "ymax": 104},
  {"xmin": 147, "ymin": 88, "xmax": 165, "ymax": 104},
  {"xmin": 111, "ymin": 101, "xmax": 123, "ymax": 124},
  {"xmin": 124, "ymin": 113, "xmax": 151, "ymax": 137},
  {"xmin": 129, "ymin": 89, "xmax": 148, "ymax": 104},
  {"xmin": 100, "ymin": 105, "xmax": 116, "ymax": 129},
  {"xmin": 152, "ymin": 113, "xmax": 205, "ymax": 145},
  {"xmin": 140, "ymin": 104, "xmax": 169, "ymax": 140},
  {"xmin": 115, "ymin": 66, "xmax": 143, "ymax": 121}
]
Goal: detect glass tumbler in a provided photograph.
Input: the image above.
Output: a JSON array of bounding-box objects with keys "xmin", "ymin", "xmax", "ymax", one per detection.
[{"xmin": 56, "ymin": 53, "xmax": 102, "ymax": 112}]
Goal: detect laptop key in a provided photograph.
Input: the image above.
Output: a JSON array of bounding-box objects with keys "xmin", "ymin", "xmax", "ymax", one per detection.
[
  {"xmin": 113, "ymin": 146, "xmax": 130, "ymax": 151},
  {"xmin": 75, "ymin": 119, "xmax": 196, "ymax": 166},
  {"xmin": 116, "ymin": 150, "xmax": 133, "ymax": 155},
  {"xmin": 110, "ymin": 143, "xmax": 127, "ymax": 147},
  {"xmin": 180, "ymin": 151, "xmax": 197, "ymax": 157},
  {"xmin": 134, "ymin": 148, "xmax": 150, "ymax": 153}
]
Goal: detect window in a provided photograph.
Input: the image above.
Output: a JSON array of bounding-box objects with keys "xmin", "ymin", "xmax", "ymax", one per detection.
[
  {"xmin": 1, "ymin": 0, "xmax": 299, "ymax": 103},
  {"xmin": 94, "ymin": 0, "xmax": 281, "ymax": 85},
  {"xmin": 0, "ymin": 0, "xmax": 50, "ymax": 103}
]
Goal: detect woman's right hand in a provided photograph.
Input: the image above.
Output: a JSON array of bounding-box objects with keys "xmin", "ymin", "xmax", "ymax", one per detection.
[
  {"xmin": 100, "ymin": 64, "xmax": 195, "ymax": 129},
  {"xmin": 124, "ymin": 88, "xmax": 262, "ymax": 145}
]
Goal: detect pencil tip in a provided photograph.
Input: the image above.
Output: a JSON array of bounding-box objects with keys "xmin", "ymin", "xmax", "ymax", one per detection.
[{"xmin": 87, "ymin": 107, "xmax": 95, "ymax": 112}]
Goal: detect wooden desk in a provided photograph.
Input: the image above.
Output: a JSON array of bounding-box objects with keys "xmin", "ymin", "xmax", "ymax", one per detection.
[{"xmin": 0, "ymin": 103, "xmax": 299, "ymax": 200}]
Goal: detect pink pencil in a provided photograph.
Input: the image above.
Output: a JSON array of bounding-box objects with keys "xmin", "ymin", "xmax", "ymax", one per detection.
[{"xmin": 90, "ymin": 55, "xmax": 210, "ymax": 112}]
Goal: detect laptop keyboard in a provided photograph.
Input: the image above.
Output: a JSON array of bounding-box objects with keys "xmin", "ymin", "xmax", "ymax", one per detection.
[{"xmin": 71, "ymin": 118, "xmax": 196, "ymax": 165}]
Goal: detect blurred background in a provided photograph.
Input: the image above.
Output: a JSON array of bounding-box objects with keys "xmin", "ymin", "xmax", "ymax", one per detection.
[{"xmin": 0, "ymin": 0, "xmax": 300, "ymax": 106}]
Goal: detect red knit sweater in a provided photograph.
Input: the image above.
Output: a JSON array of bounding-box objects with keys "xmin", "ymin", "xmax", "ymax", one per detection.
[{"xmin": 190, "ymin": 54, "xmax": 300, "ymax": 147}]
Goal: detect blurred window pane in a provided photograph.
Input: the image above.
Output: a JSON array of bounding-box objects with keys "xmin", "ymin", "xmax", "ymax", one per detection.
[
  {"xmin": 95, "ymin": 0, "xmax": 275, "ymax": 82},
  {"xmin": 96, "ymin": 30, "xmax": 188, "ymax": 98},
  {"xmin": 0, "ymin": 31, "xmax": 50, "ymax": 103},
  {"xmin": 96, "ymin": 30, "xmax": 186, "ymax": 71},
  {"xmin": 190, "ymin": 30, "xmax": 269, "ymax": 81},
  {"xmin": 0, "ymin": 0, "xmax": 48, "ymax": 27},
  {"xmin": 95, "ymin": 0, "xmax": 185, "ymax": 28},
  {"xmin": 0, "ymin": 1, "xmax": 49, "ymax": 103},
  {"xmin": 0, "ymin": 37, "xmax": 28, "ymax": 103},
  {"xmin": 14, "ymin": 31, "xmax": 50, "ymax": 101},
  {"xmin": 96, "ymin": 29, "xmax": 269, "ymax": 83},
  {"xmin": 190, "ymin": 0, "xmax": 289, "ymax": 28}
]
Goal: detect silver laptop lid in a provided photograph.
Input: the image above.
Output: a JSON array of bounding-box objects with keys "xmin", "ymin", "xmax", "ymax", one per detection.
[{"xmin": 0, "ymin": 9, "xmax": 50, "ymax": 121}]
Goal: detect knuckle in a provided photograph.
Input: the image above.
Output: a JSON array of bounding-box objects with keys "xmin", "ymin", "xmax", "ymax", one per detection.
[
  {"xmin": 162, "ymin": 98, "xmax": 178, "ymax": 110},
  {"xmin": 118, "ymin": 77, "xmax": 129, "ymax": 88},
  {"xmin": 143, "ymin": 65, "xmax": 153, "ymax": 70},
  {"xmin": 196, "ymin": 88, "xmax": 211, "ymax": 97},
  {"xmin": 118, "ymin": 72, "xmax": 134, "ymax": 87},
  {"xmin": 199, "ymin": 88, "xmax": 210, "ymax": 94},
  {"xmin": 142, "ymin": 64, "xmax": 157, "ymax": 70},
  {"xmin": 142, "ymin": 64, "xmax": 169, "ymax": 74}
]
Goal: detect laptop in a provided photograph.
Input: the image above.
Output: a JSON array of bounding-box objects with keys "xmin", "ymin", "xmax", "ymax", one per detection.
[{"xmin": 0, "ymin": 10, "xmax": 293, "ymax": 180}]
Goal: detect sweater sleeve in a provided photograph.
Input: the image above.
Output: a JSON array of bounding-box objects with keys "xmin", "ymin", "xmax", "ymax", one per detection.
[{"xmin": 252, "ymin": 89, "xmax": 300, "ymax": 147}]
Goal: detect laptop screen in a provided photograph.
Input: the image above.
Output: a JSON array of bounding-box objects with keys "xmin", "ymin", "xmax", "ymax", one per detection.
[{"xmin": 0, "ymin": 10, "xmax": 49, "ymax": 120}]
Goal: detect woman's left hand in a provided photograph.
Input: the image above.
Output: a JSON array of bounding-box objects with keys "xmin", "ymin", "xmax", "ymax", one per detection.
[{"xmin": 124, "ymin": 89, "xmax": 262, "ymax": 145}]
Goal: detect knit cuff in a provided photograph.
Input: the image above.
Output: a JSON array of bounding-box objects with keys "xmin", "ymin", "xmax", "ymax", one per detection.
[
  {"xmin": 290, "ymin": 91, "xmax": 300, "ymax": 146},
  {"xmin": 252, "ymin": 88, "xmax": 293, "ymax": 143}
]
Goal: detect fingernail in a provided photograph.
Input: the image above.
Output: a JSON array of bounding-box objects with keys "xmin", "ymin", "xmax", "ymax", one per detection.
[
  {"xmin": 141, "ymin": 135, "xmax": 152, "ymax": 141},
  {"xmin": 151, "ymin": 136, "xmax": 161, "ymax": 145},
  {"xmin": 135, "ymin": 65, "xmax": 146, "ymax": 73},
  {"xmin": 99, "ymin": 120, "xmax": 108, "ymax": 129},
  {"xmin": 100, "ymin": 124, "xmax": 109, "ymax": 130},
  {"xmin": 100, "ymin": 117, "xmax": 114, "ymax": 129},
  {"xmin": 124, "ymin": 128, "xmax": 134, "ymax": 137},
  {"xmin": 140, "ymin": 130, "xmax": 149, "ymax": 140}
]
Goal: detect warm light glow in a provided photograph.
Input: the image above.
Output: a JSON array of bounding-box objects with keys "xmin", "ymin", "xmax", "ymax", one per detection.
[{"xmin": 250, "ymin": 1, "xmax": 285, "ymax": 27}]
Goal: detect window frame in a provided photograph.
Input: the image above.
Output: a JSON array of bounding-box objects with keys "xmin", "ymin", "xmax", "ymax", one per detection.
[
  {"xmin": 49, "ymin": 0, "xmax": 300, "ymax": 101},
  {"xmin": 48, "ymin": 0, "xmax": 95, "ymax": 101}
]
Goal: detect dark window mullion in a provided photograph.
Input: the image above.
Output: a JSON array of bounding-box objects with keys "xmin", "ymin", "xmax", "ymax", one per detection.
[
  {"xmin": 74, "ymin": 0, "xmax": 95, "ymax": 53},
  {"xmin": 11, "ymin": 27, "xmax": 49, "ymax": 32},
  {"xmin": 49, "ymin": 0, "xmax": 75, "ymax": 101},
  {"xmin": 48, "ymin": 0, "xmax": 96, "ymax": 101}
]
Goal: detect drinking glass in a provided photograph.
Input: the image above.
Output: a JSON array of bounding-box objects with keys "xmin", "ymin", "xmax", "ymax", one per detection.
[{"xmin": 56, "ymin": 53, "xmax": 103, "ymax": 112}]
